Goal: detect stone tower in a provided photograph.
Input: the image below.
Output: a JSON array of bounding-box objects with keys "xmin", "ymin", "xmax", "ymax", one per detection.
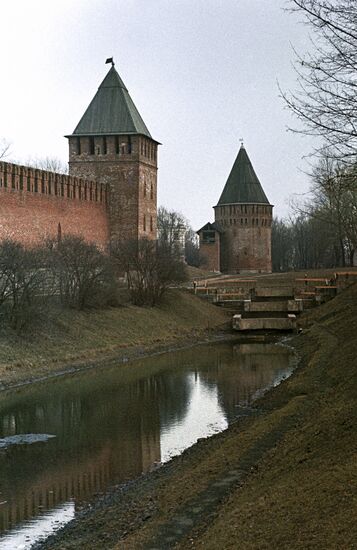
[
  {"xmin": 66, "ymin": 63, "xmax": 159, "ymax": 245},
  {"xmin": 198, "ymin": 144, "xmax": 272, "ymax": 273},
  {"xmin": 214, "ymin": 144, "xmax": 273, "ymax": 273}
]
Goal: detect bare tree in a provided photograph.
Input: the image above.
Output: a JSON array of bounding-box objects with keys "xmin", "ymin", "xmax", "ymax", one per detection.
[
  {"xmin": 293, "ymin": 155, "xmax": 357, "ymax": 264},
  {"xmin": 157, "ymin": 206, "xmax": 187, "ymax": 255},
  {"xmin": 112, "ymin": 238, "xmax": 187, "ymax": 306},
  {"xmin": 0, "ymin": 240, "xmax": 47, "ymax": 330},
  {"xmin": 24, "ymin": 156, "xmax": 69, "ymax": 174},
  {"xmin": 0, "ymin": 139, "xmax": 11, "ymax": 160},
  {"xmin": 282, "ymin": 0, "xmax": 357, "ymax": 163},
  {"xmin": 49, "ymin": 236, "xmax": 117, "ymax": 309},
  {"xmin": 271, "ymin": 218, "xmax": 294, "ymax": 271},
  {"xmin": 158, "ymin": 206, "xmax": 200, "ymax": 265}
]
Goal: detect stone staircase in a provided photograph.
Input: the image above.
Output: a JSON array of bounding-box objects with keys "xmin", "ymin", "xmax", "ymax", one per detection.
[
  {"xmin": 191, "ymin": 272, "xmax": 355, "ymax": 333},
  {"xmin": 232, "ymin": 287, "xmax": 301, "ymax": 332}
]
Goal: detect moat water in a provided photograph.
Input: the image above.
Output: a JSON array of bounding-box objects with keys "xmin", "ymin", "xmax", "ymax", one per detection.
[{"xmin": 0, "ymin": 340, "xmax": 295, "ymax": 549}]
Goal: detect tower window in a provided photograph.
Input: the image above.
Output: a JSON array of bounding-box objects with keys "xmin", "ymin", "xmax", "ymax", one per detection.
[
  {"xmin": 89, "ymin": 137, "xmax": 95, "ymax": 155},
  {"xmin": 115, "ymin": 136, "xmax": 120, "ymax": 154},
  {"xmin": 121, "ymin": 144, "xmax": 125, "ymax": 155},
  {"xmin": 103, "ymin": 136, "xmax": 107, "ymax": 155},
  {"xmin": 150, "ymin": 216, "xmax": 153, "ymax": 232},
  {"xmin": 144, "ymin": 182, "xmax": 146, "ymax": 197},
  {"xmin": 150, "ymin": 182, "xmax": 154, "ymax": 199},
  {"xmin": 202, "ymin": 230, "xmax": 215, "ymax": 244},
  {"xmin": 128, "ymin": 136, "xmax": 132, "ymax": 154},
  {"xmin": 76, "ymin": 137, "xmax": 81, "ymax": 155},
  {"xmin": 143, "ymin": 215, "xmax": 146, "ymax": 232}
]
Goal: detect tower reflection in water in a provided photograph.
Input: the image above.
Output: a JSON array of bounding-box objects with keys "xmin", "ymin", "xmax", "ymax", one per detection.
[{"xmin": 0, "ymin": 341, "xmax": 293, "ymax": 538}]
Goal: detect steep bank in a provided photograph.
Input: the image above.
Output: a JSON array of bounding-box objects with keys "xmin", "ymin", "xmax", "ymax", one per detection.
[
  {"xmin": 0, "ymin": 290, "xmax": 229, "ymax": 390},
  {"xmin": 37, "ymin": 283, "xmax": 357, "ymax": 549}
]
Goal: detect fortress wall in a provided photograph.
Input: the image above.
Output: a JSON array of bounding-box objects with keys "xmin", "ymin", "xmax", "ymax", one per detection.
[{"xmin": 0, "ymin": 162, "xmax": 109, "ymax": 248}]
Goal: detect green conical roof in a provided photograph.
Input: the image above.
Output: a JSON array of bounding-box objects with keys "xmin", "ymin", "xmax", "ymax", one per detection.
[
  {"xmin": 70, "ymin": 66, "xmax": 152, "ymax": 138},
  {"xmin": 217, "ymin": 146, "xmax": 270, "ymax": 205}
]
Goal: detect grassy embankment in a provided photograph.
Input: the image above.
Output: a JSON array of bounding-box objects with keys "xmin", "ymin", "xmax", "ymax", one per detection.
[
  {"xmin": 0, "ymin": 289, "xmax": 229, "ymax": 388},
  {"xmin": 118, "ymin": 280, "xmax": 357, "ymax": 549},
  {"xmin": 38, "ymin": 278, "xmax": 357, "ymax": 550},
  {"xmin": 183, "ymin": 280, "xmax": 357, "ymax": 549}
]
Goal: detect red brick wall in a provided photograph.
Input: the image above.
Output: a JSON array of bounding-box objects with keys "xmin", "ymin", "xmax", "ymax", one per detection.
[
  {"xmin": 198, "ymin": 234, "xmax": 221, "ymax": 272},
  {"xmin": 0, "ymin": 162, "xmax": 109, "ymax": 248},
  {"xmin": 214, "ymin": 203, "xmax": 272, "ymax": 273},
  {"xmin": 138, "ymin": 163, "xmax": 157, "ymax": 239}
]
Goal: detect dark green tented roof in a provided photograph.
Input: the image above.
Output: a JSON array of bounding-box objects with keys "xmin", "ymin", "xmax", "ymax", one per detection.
[
  {"xmin": 69, "ymin": 66, "xmax": 152, "ymax": 138},
  {"xmin": 196, "ymin": 222, "xmax": 222, "ymax": 234},
  {"xmin": 217, "ymin": 146, "xmax": 270, "ymax": 205}
]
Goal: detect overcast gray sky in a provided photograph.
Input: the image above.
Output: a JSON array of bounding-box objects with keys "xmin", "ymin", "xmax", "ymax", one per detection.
[{"xmin": 0, "ymin": 0, "xmax": 314, "ymax": 230}]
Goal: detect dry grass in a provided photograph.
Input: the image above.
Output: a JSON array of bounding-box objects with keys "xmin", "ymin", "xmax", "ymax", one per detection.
[
  {"xmin": 0, "ymin": 290, "xmax": 229, "ymax": 387},
  {"xmin": 178, "ymin": 282, "xmax": 357, "ymax": 549}
]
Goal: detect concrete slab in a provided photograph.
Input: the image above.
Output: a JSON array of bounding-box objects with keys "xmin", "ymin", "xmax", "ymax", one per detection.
[
  {"xmin": 254, "ymin": 287, "xmax": 294, "ymax": 298},
  {"xmin": 243, "ymin": 299, "xmax": 303, "ymax": 313},
  {"xmin": 233, "ymin": 314, "xmax": 297, "ymax": 331}
]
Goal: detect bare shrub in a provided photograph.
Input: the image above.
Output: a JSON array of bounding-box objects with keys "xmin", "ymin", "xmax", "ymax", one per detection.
[
  {"xmin": 112, "ymin": 238, "xmax": 188, "ymax": 306},
  {"xmin": 49, "ymin": 236, "xmax": 117, "ymax": 310},
  {"xmin": 0, "ymin": 240, "xmax": 47, "ymax": 330}
]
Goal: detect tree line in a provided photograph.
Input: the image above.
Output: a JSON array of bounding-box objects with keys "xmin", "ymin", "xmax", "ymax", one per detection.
[
  {"xmin": 272, "ymin": 155, "xmax": 357, "ymax": 271},
  {"xmin": 274, "ymin": 1, "xmax": 357, "ymax": 271}
]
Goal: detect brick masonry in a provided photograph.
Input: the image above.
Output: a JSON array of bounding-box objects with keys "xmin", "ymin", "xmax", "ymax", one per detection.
[
  {"xmin": 214, "ymin": 203, "xmax": 272, "ymax": 273},
  {"xmin": 198, "ymin": 234, "xmax": 221, "ymax": 272},
  {"xmin": 0, "ymin": 161, "xmax": 109, "ymax": 247},
  {"xmin": 68, "ymin": 134, "xmax": 157, "ymax": 245},
  {"xmin": 0, "ymin": 130, "xmax": 158, "ymax": 249}
]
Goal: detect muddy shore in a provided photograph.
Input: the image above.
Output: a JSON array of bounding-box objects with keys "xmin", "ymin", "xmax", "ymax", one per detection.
[{"xmin": 32, "ymin": 283, "xmax": 357, "ymax": 549}]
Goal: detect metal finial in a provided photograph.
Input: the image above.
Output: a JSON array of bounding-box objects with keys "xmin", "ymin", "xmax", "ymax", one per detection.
[{"xmin": 239, "ymin": 138, "xmax": 244, "ymax": 148}]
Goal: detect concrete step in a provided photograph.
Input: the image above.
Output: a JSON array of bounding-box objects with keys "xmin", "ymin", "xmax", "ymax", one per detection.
[
  {"xmin": 243, "ymin": 299, "xmax": 303, "ymax": 313},
  {"xmin": 232, "ymin": 314, "xmax": 297, "ymax": 332},
  {"xmin": 254, "ymin": 287, "xmax": 294, "ymax": 298}
]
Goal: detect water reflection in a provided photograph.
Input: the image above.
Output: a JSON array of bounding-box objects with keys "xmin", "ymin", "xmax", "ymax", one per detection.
[{"xmin": 0, "ymin": 341, "xmax": 293, "ymax": 545}]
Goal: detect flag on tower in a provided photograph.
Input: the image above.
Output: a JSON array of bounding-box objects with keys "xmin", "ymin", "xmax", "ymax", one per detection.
[{"xmin": 105, "ymin": 57, "xmax": 114, "ymax": 66}]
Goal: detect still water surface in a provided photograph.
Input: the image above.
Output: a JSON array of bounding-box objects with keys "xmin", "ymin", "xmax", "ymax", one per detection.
[{"xmin": 0, "ymin": 340, "xmax": 294, "ymax": 548}]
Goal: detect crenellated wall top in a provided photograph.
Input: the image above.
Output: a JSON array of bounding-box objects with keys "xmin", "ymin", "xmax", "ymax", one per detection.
[{"xmin": 0, "ymin": 161, "xmax": 109, "ymax": 204}]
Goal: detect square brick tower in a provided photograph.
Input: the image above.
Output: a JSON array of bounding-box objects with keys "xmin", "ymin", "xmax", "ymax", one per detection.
[{"xmin": 66, "ymin": 62, "xmax": 159, "ymax": 245}]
